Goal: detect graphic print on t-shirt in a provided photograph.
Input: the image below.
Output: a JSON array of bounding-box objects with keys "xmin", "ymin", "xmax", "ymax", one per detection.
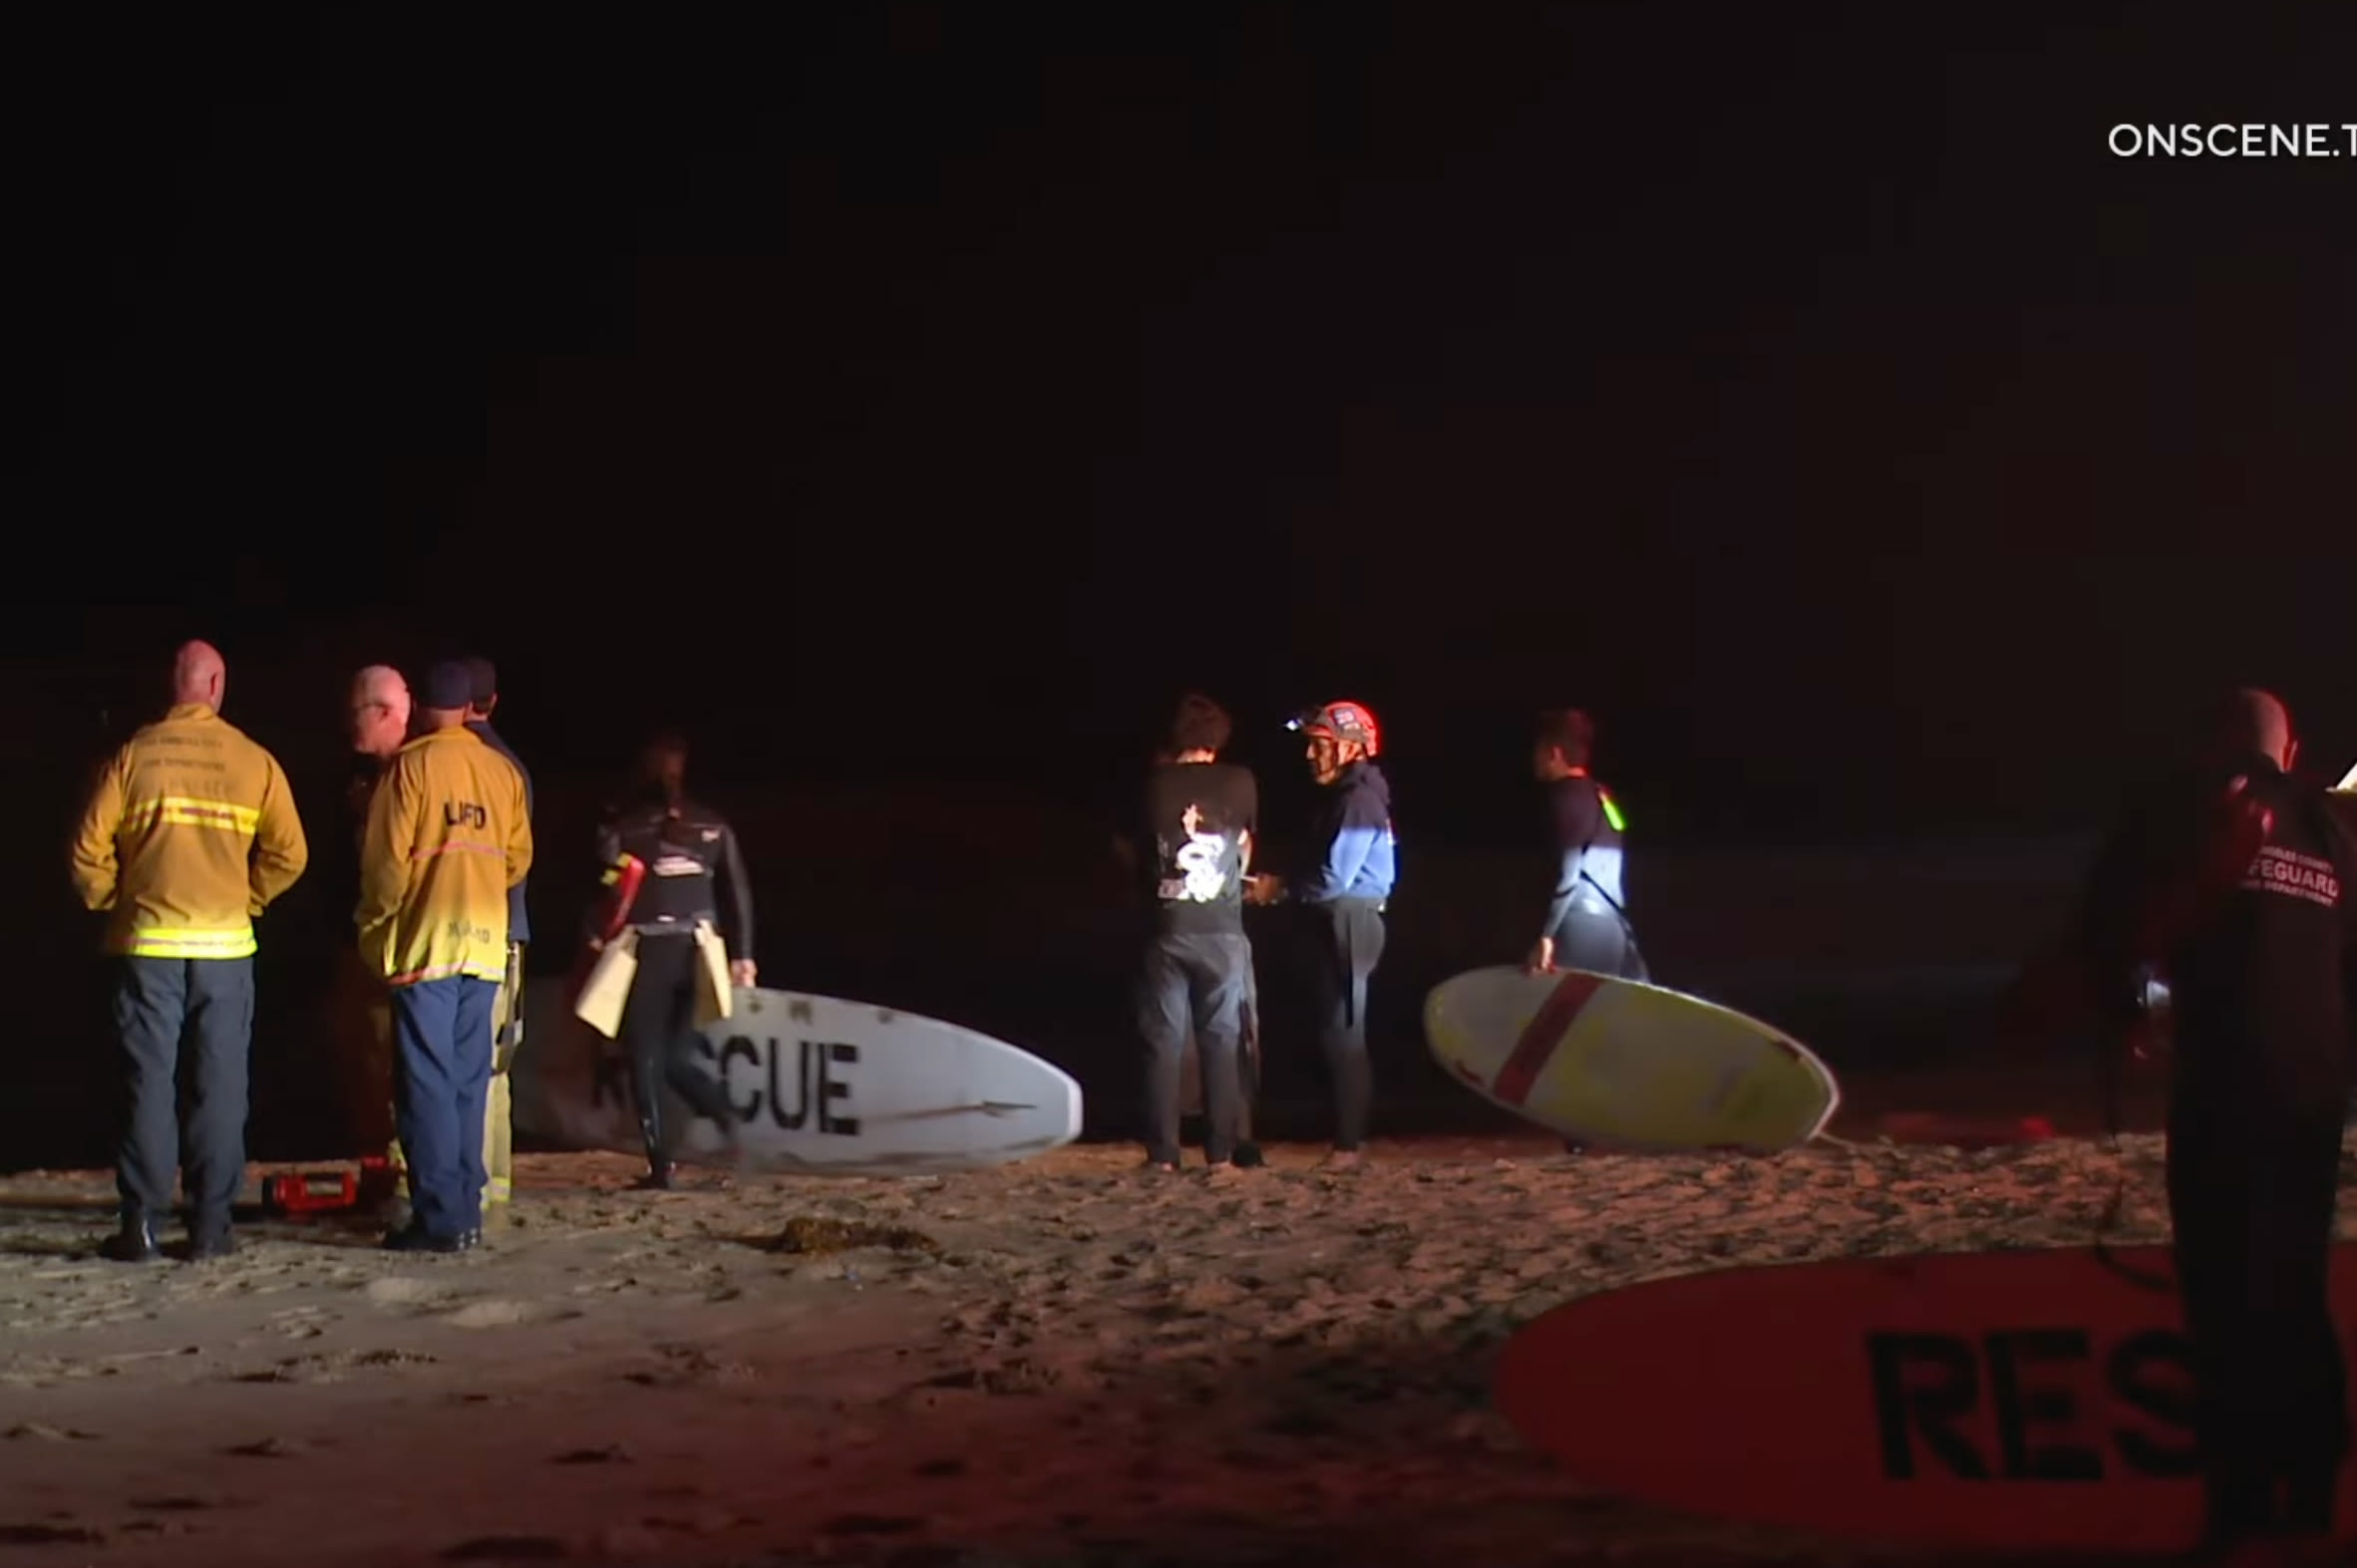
[{"xmin": 1162, "ymin": 801, "xmax": 1236, "ymax": 903}]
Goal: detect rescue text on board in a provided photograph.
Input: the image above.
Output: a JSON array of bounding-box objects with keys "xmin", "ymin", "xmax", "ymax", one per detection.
[
  {"xmin": 1863, "ymin": 1326, "xmax": 2357, "ymax": 1481},
  {"xmin": 588, "ymin": 1037, "xmax": 862, "ymax": 1136},
  {"xmin": 716, "ymin": 1037, "xmax": 861, "ymax": 1136}
]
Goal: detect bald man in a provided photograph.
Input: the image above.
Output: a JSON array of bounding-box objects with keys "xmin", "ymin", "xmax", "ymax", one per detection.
[
  {"xmin": 71, "ymin": 642, "xmax": 309, "ymax": 1263},
  {"xmin": 349, "ymin": 667, "xmax": 412, "ymax": 775},
  {"xmin": 2081, "ymin": 689, "xmax": 2357, "ymax": 1561}
]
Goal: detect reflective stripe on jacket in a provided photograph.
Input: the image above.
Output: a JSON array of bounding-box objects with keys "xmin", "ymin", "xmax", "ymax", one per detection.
[
  {"xmin": 356, "ymin": 727, "xmax": 532, "ymax": 987},
  {"xmin": 70, "ymin": 704, "xmax": 309, "ymax": 959}
]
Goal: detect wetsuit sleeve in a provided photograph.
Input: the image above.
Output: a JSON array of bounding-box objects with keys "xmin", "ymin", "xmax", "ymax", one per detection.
[
  {"xmin": 69, "ymin": 748, "xmax": 129, "ymax": 911},
  {"xmin": 247, "ymin": 752, "xmax": 310, "ymax": 914},
  {"xmin": 2077, "ymin": 793, "xmax": 2161, "ymax": 1026},
  {"xmin": 715, "ymin": 820, "xmax": 755, "ymax": 966},
  {"xmin": 1296, "ymin": 789, "xmax": 1385, "ymax": 902},
  {"xmin": 586, "ymin": 819, "xmax": 641, "ymax": 941},
  {"xmin": 1541, "ymin": 783, "xmax": 1601, "ymax": 940}
]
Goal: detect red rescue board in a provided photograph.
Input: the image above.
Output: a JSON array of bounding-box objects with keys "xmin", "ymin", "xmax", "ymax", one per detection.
[{"xmin": 1494, "ymin": 1242, "xmax": 2357, "ymax": 1554}]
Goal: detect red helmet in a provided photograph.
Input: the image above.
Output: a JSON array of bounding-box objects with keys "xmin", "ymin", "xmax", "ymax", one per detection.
[{"xmin": 1288, "ymin": 700, "xmax": 1380, "ymax": 756}]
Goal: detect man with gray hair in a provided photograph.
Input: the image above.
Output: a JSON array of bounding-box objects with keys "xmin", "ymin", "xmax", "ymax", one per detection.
[
  {"xmin": 348, "ymin": 665, "xmax": 412, "ymax": 769},
  {"xmin": 2081, "ymin": 688, "xmax": 2356, "ymax": 1562},
  {"xmin": 341, "ymin": 663, "xmax": 413, "ymax": 1208}
]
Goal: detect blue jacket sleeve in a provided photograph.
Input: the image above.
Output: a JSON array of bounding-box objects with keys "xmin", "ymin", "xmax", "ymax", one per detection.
[
  {"xmin": 1298, "ymin": 827, "xmax": 1381, "ymax": 902},
  {"xmin": 1297, "ymin": 788, "xmax": 1385, "ymax": 902}
]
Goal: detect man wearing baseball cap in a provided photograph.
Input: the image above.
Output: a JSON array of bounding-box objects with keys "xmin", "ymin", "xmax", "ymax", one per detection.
[
  {"xmin": 461, "ymin": 656, "xmax": 530, "ymax": 1213},
  {"xmin": 356, "ymin": 660, "xmax": 531, "ymax": 1253},
  {"xmin": 1247, "ymin": 700, "xmax": 1397, "ymax": 1167}
]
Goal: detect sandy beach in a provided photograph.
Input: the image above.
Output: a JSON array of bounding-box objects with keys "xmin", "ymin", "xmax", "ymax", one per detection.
[{"xmin": 5, "ymin": 1125, "xmax": 2353, "ymax": 1568}]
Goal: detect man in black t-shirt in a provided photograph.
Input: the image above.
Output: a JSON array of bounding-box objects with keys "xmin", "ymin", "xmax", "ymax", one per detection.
[{"xmin": 1131, "ymin": 694, "xmax": 1257, "ymax": 1171}]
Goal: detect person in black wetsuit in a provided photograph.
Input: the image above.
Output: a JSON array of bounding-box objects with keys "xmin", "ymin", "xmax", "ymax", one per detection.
[
  {"xmin": 2081, "ymin": 689, "xmax": 2356, "ymax": 1565},
  {"xmin": 1523, "ymin": 708, "xmax": 1649, "ymax": 983},
  {"xmin": 593, "ymin": 734, "xmax": 758, "ymax": 1190}
]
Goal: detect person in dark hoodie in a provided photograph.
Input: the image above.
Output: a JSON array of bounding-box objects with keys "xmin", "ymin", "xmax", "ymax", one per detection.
[
  {"xmin": 2079, "ymin": 689, "xmax": 2356, "ymax": 1567},
  {"xmin": 1246, "ymin": 700, "xmax": 1396, "ymax": 1167},
  {"xmin": 1524, "ymin": 708, "xmax": 1649, "ymax": 982}
]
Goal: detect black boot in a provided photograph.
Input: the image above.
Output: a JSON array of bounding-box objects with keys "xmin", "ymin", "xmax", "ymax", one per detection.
[
  {"xmin": 188, "ymin": 1225, "xmax": 238, "ymax": 1262},
  {"xmin": 99, "ymin": 1215, "xmax": 162, "ymax": 1264},
  {"xmin": 632, "ymin": 1111, "xmax": 676, "ymax": 1189},
  {"xmin": 381, "ymin": 1222, "xmax": 467, "ymax": 1254}
]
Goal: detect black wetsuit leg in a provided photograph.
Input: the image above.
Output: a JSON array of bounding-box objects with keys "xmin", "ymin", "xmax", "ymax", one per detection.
[
  {"xmin": 1550, "ymin": 891, "xmax": 1649, "ymax": 982},
  {"xmin": 1310, "ymin": 899, "xmax": 1385, "ymax": 1151},
  {"xmin": 618, "ymin": 933, "xmax": 735, "ymax": 1169}
]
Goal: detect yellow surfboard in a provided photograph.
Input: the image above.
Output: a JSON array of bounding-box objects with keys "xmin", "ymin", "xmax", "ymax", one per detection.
[{"xmin": 1424, "ymin": 966, "xmax": 1840, "ymax": 1153}]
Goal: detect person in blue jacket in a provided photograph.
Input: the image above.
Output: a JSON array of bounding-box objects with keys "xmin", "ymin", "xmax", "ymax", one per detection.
[{"xmin": 1246, "ymin": 700, "xmax": 1396, "ymax": 1167}]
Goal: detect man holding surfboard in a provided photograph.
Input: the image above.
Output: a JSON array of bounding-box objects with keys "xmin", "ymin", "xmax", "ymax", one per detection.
[
  {"xmin": 1523, "ymin": 708, "xmax": 1648, "ymax": 983},
  {"xmin": 1247, "ymin": 700, "xmax": 1397, "ymax": 1168},
  {"xmin": 588, "ymin": 734, "xmax": 758, "ymax": 1190},
  {"xmin": 2080, "ymin": 690, "xmax": 2356, "ymax": 1563}
]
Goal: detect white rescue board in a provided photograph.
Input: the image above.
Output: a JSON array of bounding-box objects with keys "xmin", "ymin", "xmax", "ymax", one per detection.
[{"xmin": 512, "ymin": 980, "xmax": 1083, "ymax": 1176}]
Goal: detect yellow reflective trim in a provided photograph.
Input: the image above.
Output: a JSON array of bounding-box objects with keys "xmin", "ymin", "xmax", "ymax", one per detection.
[
  {"xmin": 1599, "ymin": 788, "xmax": 1626, "ymax": 833},
  {"xmin": 126, "ymin": 925, "xmax": 257, "ymax": 959},
  {"xmin": 119, "ymin": 795, "xmax": 262, "ymax": 835}
]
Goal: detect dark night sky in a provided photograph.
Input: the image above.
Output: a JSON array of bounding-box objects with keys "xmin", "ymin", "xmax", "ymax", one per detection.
[{"xmin": 25, "ymin": 3, "xmax": 2357, "ymax": 846}]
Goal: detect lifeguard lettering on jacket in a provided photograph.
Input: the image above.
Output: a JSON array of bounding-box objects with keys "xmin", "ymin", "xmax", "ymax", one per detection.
[
  {"xmin": 444, "ymin": 800, "xmax": 489, "ymax": 830},
  {"xmin": 2241, "ymin": 844, "xmax": 2341, "ymax": 910}
]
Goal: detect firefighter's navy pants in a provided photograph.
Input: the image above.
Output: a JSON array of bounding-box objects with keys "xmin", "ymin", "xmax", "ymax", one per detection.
[
  {"xmin": 390, "ymin": 976, "xmax": 497, "ymax": 1241},
  {"xmin": 113, "ymin": 955, "xmax": 255, "ymax": 1240}
]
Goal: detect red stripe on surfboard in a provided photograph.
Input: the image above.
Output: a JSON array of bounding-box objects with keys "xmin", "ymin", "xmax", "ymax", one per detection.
[{"xmin": 1492, "ymin": 971, "xmax": 1606, "ymax": 1106}]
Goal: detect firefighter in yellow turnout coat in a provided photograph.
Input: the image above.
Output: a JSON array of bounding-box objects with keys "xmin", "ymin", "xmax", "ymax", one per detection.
[
  {"xmin": 71, "ymin": 641, "xmax": 308, "ymax": 1263},
  {"xmin": 357, "ymin": 662, "xmax": 530, "ymax": 1253}
]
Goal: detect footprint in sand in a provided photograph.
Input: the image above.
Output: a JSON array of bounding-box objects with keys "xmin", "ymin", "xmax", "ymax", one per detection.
[
  {"xmin": 442, "ymin": 1299, "xmax": 577, "ymax": 1330},
  {"xmin": 5, "ymin": 1422, "xmax": 101, "ymax": 1442},
  {"xmin": 0, "ymin": 1523, "xmax": 106, "ymax": 1545},
  {"xmin": 362, "ymin": 1277, "xmax": 471, "ymax": 1316},
  {"xmin": 223, "ymin": 1436, "xmax": 302, "ymax": 1458},
  {"xmin": 440, "ymin": 1534, "xmax": 567, "ymax": 1560}
]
